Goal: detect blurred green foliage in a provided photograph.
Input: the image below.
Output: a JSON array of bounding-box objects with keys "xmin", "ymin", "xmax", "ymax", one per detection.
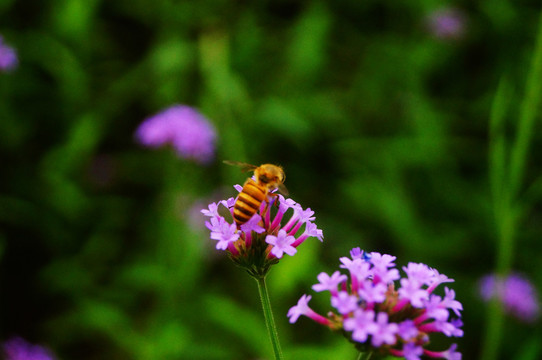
[{"xmin": 1, "ymin": 1, "xmax": 542, "ymax": 359}]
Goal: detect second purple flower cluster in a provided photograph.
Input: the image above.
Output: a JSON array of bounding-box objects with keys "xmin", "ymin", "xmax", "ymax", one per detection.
[{"xmin": 288, "ymin": 248, "xmax": 463, "ymax": 359}]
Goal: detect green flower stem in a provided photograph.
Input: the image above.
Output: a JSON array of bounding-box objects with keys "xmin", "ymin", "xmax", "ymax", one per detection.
[
  {"xmin": 357, "ymin": 351, "xmax": 373, "ymax": 360},
  {"xmin": 255, "ymin": 275, "xmax": 284, "ymax": 360}
]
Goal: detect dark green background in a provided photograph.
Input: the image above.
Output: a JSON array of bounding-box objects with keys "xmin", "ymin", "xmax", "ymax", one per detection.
[{"xmin": 1, "ymin": 1, "xmax": 541, "ymax": 359}]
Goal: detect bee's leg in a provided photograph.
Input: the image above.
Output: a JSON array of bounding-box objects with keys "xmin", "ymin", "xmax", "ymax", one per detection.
[{"xmin": 267, "ymin": 192, "xmax": 280, "ymax": 208}]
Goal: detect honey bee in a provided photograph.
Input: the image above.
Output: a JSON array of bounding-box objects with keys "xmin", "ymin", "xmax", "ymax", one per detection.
[{"xmin": 224, "ymin": 161, "xmax": 288, "ymax": 226}]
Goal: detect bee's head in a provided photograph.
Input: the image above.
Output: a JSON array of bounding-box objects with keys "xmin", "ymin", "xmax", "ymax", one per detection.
[{"xmin": 256, "ymin": 164, "xmax": 285, "ymax": 189}]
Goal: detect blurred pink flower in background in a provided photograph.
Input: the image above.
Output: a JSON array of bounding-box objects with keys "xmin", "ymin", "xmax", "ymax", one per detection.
[
  {"xmin": 426, "ymin": 8, "xmax": 466, "ymax": 40},
  {"xmin": 0, "ymin": 35, "xmax": 18, "ymax": 72},
  {"xmin": 479, "ymin": 272, "xmax": 540, "ymax": 323},
  {"xmin": 135, "ymin": 105, "xmax": 216, "ymax": 164},
  {"xmin": 3, "ymin": 337, "xmax": 55, "ymax": 360}
]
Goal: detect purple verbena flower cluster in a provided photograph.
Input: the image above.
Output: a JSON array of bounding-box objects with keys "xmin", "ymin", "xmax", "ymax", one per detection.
[
  {"xmin": 135, "ymin": 105, "xmax": 216, "ymax": 164},
  {"xmin": 0, "ymin": 35, "xmax": 18, "ymax": 72},
  {"xmin": 3, "ymin": 337, "xmax": 55, "ymax": 360},
  {"xmin": 479, "ymin": 272, "xmax": 540, "ymax": 323},
  {"xmin": 288, "ymin": 248, "xmax": 463, "ymax": 359},
  {"xmin": 201, "ymin": 185, "xmax": 323, "ymax": 277}
]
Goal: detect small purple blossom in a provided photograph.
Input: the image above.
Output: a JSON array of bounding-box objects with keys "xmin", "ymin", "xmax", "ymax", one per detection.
[
  {"xmin": 442, "ymin": 344, "xmax": 462, "ymax": 360},
  {"xmin": 295, "ymin": 207, "xmax": 315, "ymax": 223},
  {"xmin": 399, "ymin": 277, "xmax": 429, "ymax": 308},
  {"xmin": 370, "ymin": 252, "xmax": 396, "ymax": 270},
  {"xmin": 331, "ymin": 291, "xmax": 358, "ymax": 314},
  {"xmin": 287, "ymin": 294, "xmax": 330, "ymax": 326},
  {"xmin": 3, "ymin": 337, "xmax": 55, "ymax": 360},
  {"xmin": 201, "ymin": 202, "xmax": 220, "ymax": 218},
  {"xmin": 397, "ymin": 320, "xmax": 419, "ymax": 341},
  {"xmin": 343, "ymin": 309, "xmax": 377, "ymax": 343},
  {"xmin": 209, "ymin": 219, "xmax": 239, "ymax": 250},
  {"xmin": 443, "ymin": 287, "xmax": 463, "ymax": 316},
  {"xmin": 340, "ymin": 257, "xmax": 371, "ymax": 280},
  {"xmin": 479, "ymin": 272, "xmax": 540, "ymax": 323},
  {"xmin": 312, "ymin": 271, "xmax": 347, "ymax": 294},
  {"xmin": 303, "ymin": 222, "xmax": 323, "ymax": 242},
  {"xmin": 288, "ymin": 249, "xmax": 463, "ymax": 358},
  {"xmin": 373, "ymin": 266, "xmax": 400, "ymax": 284},
  {"xmin": 350, "ymin": 247, "xmax": 365, "ymax": 259},
  {"xmin": 403, "ymin": 342, "xmax": 424, "ymax": 360},
  {"xmin": 135, "ymin": 105, "xmax": 216, "ymax": 164},
  {"xmin": 202, "ymin": 182, "xmax": 323, "ymax": 277},
  {"xmin": 0, "ymin": 35, "xmax": 18, "ymax": 72},
  {"xmin": 278, "ymin": 196, "xmax": 297, "ymax": 212},
  {"xmin": 205, "ymin": 214, "xmax": 221, "ymax": 231},
  {"xmin": 371, "ymin": 312, "xmax": 398, "ymax": 347},
  {"xmin": 265, "ymin": 229, "xmax": 297, "ymax": 258},
  {"xmin": 287, "ymin": 294, "xmax": 312, "ymax": 324},
  {"xmin": 424, "ymin": 343, "xmax": 462, "ymax": 360},
  {"xmin": 358, "ymin": 281, "xmax": 387, "ymax": 303},
  {"xmin": 423, "ymin": 294, "xmax": 450, "ymax": 322},
  {"xmin": 240, "ymin": 214, "xmax": 266, "ymax": 234},
  {"xmin": 428, "ymin": 269, "xmax": 454, "ymax": 293},
  {"xmin": 403, "ymin": 262, "xmax": 434, "ymax": 285}
]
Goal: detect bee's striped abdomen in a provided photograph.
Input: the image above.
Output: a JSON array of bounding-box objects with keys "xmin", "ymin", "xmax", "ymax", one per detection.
[{"xmin": 233, "ymin": 179, "xmax": 267, "ymax": 225}]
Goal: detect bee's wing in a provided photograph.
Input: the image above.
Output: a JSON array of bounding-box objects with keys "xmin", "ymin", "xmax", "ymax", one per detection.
[
  {"xmin": 277, "ymin": 183, "xmax": 289, "ymax": 197},
  {"xmin": 223, "ymin": 160, "xmax": 258, "ymax": 172}
]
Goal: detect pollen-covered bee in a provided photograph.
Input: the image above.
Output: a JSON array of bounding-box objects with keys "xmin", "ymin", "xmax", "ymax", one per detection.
[{"xmin": 224, "ymin": 161, "xmax": 288, "ymax": 226}]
